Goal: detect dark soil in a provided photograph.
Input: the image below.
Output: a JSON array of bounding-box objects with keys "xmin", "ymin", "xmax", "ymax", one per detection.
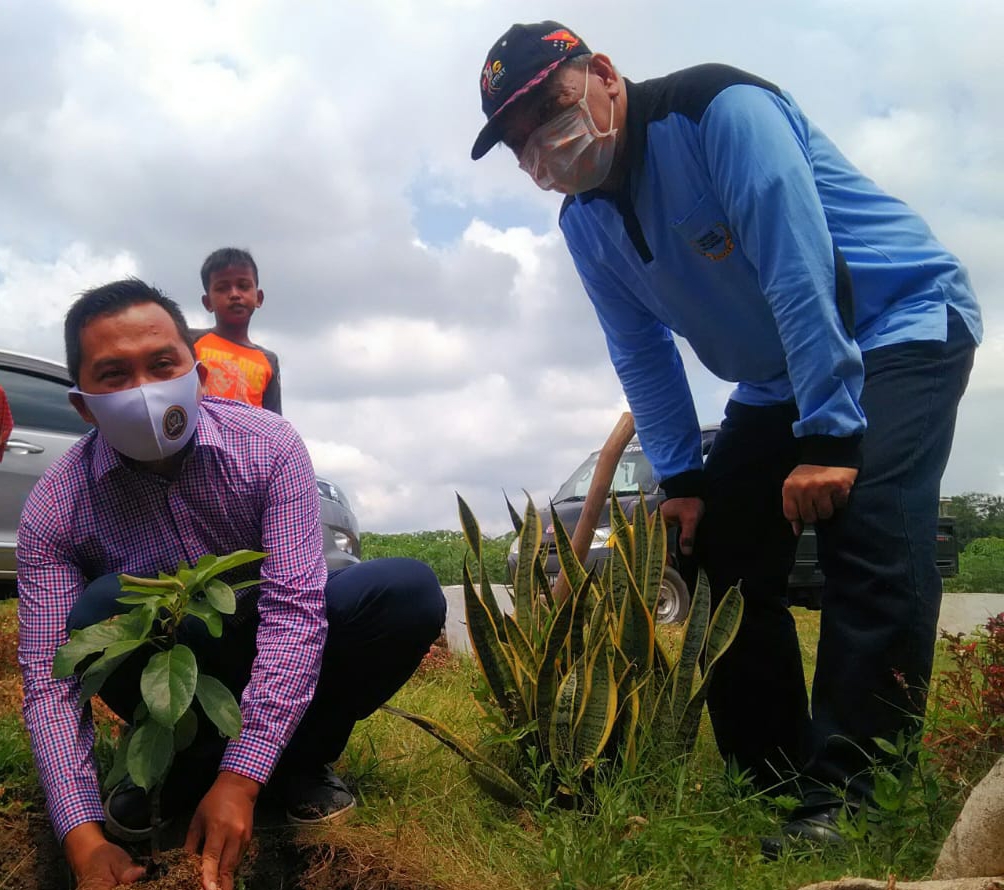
[{"xmin": 0, "ymin": 807, "xmax": 452, "ymax": 890}]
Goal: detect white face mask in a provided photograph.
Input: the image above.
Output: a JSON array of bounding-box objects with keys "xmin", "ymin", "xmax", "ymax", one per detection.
[
  {"xmin": 72, "ymin": 364, "xmax": 202, "ymax": 462},
  {"xmin": 519, "ymin": 69, "xmax": 618, "ymax": 195}
]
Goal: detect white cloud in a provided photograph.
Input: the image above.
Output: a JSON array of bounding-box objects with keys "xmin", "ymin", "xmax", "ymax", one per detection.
[{"xmin": 1, "ymin": 0, "xmax": 1001, "ymax": 532}]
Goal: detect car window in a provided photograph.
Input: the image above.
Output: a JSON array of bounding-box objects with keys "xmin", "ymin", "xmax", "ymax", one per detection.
[
  {"xmin": 553, "ymin": 443, "xmax": 658, "ymax": 502},
  {"xmin": 0, "ymin": 367, "xmax": 91, "ymax": 436}
]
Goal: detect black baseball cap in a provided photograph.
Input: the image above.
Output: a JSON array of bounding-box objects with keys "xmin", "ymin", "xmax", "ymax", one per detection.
[{"xmin": 471, "ymin": 21, "xmax": 591, "ymax": 160}]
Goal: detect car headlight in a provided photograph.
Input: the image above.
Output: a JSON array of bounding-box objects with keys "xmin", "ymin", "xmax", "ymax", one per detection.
[
  {"xmin": 592, "ymin": 527, "xmax": 612, "ymax": 548},
  {"xmin": 330, "ymin": 530, "xmax": 352, "ymax": 552},
  {"xmin": 509, "ymin": 537, "xmax": 521, "ymax": 556}
]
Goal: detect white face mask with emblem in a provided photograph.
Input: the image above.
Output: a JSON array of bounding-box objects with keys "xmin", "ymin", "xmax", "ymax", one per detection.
[
  {"xmin": 519, "ymin": 68, "xmax": 618, "ymax": 195},
  {"xmin": 72, "ymin": 364, "xmax": 202, "ymax": 462}
]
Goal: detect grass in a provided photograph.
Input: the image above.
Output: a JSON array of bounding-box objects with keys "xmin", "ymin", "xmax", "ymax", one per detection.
[{"xmin": 0, "ymin": 596, "xmax": 989, "ymax": 890}]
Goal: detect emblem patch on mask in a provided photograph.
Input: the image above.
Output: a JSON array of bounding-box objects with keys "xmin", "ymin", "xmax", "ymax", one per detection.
[
  {"xmin": 481, "ymin": 59, "xmax": 506, "ymax": 95},
  {"xmin": 692, "ymin": 223, "xmax": 735, "ymax": 261},
  {"xmin": 542, "ymin": 29, "xmax": 580, "ymax": 52},
  {"xmin": 162, "ymin": 405, "xmax": 188, "ymax": 440}
]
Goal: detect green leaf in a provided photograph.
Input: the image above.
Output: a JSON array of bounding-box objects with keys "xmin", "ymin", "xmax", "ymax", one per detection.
[
  {"xmin": 141, "ymin": 646, "xmax": 198, "ymax": 728},
  {"xmin": 573, "ymin": 642, "xmax": 618, "ymax": 768},
  {"xmin": 192, "ymin": 550, "xmax": 266, "ymax": 586},
  {"xmin": 456, "ymin": 493, "xmax": 482, "ymax": 563},
  {"xmin": 873, "ymin": 737, "xmax": 900, "ymax": 756},
  {"xmin": 535, "ymin": 594, "xmax": 573, "ymax": 753},
  {"xmin": 551, "ymin": 504, "xmax": 587, "ymax": 595},
  {"xmin": 504, "ymin": 493, "xmax": 524, "ymax": 536},
  {"xmin": 379, "ymin": 704, "xmax": 524, "ymax": 806},
  {"xmin": 549, "ymin": 662, "xmax": 580, "ymax": 768},
  {"xmin": 102, "ymin": 727, "xmax": 133, "ymax": 793},
  {"xmin": 670, "ymin": 568, "xmax": 711, "ymax": 730},
  {"xmin": 514, "ymin": 498, "xmax": 542, "ymax": 634},
  {"xmin": 127, "ymin": 718, "xmax": 174, "ymax": 791},
  {"xmin": 463, "ymin": 562, "xmax": 528, "ymax": 724},
  {"xmin": 195, "ymin": 674, "xmax": 242, "ymax": 740},
  {"xmin": 618, "ymin": 571, "xmax": 654, "ymax": 673},
  {"xmin": 115, "ymin": 594, "xmax": 165, "ymax": 605},
  {"xmin": 643, "ymin": 509, "xmax": 668, "ymax": 615},
  {"xmin": 77, "ymin": 638, "xmax": 148, "ymax": 706},
  {"xmin": 174, "ymin": 708, "xmax": 199, "ymax": 752},
  {"xmin": 204, "ymin": 579, "xmax": 237, "ymax": 615},
  {"xmin": 53, "ymin": 608, "xmax": 151, "ymax": 679},
  {"xmin": 630, "ymin": 493, "xmax": 649, "ymax": 585},
  {"xmin": 186, "ymin": 599, "xmax": 223, "ymax": 638}
]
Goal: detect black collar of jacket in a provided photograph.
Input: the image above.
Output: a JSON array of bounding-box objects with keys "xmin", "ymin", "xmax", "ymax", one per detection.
[{"xmin": 561, "ymin": 77, "xmax": 655, "ymax": 263}]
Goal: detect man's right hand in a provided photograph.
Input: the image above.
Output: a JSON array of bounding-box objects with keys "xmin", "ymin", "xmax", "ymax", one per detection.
[
  {"xmin": 64, "ymin": 822, "xmax": 146, "ymax": 889},
  {"xmin": 659, "ymin": 496, "xmax": 705, "ymax": 556}
]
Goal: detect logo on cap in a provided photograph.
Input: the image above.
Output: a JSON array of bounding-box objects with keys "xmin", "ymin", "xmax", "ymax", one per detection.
[
  {"xmin": 481, "ymin": 59, "xmax": 506, "ymax": 96},
  {"xmin": 541, "ymin": 29, "xmax": 580, "ymax": 52},
  {"xmin": 162, "ymin": 405, "xmax": 188, "ymax": 440}
]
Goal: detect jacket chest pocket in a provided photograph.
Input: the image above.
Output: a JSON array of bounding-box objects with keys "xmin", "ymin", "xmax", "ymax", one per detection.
[{"xmin": 669, "ymin": 194, "xmax": 738, "ymax": 263}]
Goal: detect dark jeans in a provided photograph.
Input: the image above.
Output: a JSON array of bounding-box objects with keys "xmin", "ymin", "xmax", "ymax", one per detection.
[
  {"xmin": 68, "ymin": 557, "xmax": 446, "ymax": 782},
  {"xmin": 692, "ymin": 309, "xmax": 975, "ymax": 803}
]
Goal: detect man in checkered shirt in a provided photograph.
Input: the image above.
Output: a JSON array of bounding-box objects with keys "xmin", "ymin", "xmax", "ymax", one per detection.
[{"xmin": 17, "ymin": 279, "xmax": 446, "ymax": 890}]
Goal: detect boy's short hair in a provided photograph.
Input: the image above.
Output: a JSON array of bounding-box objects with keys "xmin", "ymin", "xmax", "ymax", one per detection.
[
  {"xmin": 200, "ymin": 248, "xmax": 259, "ymax": 291},
  {"xmin": 64, "ymin": 279, "xmax": 195, "ymax": 384}
]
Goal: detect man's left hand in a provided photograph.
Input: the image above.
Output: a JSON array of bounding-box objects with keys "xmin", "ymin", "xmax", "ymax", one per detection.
[
  {"xmin": 782, "ymin": 464, "xmax": 858, "ymax": 535},
  {"xmin": 184, "ymin": 771, "xmax": 260, "ymax": 890}
]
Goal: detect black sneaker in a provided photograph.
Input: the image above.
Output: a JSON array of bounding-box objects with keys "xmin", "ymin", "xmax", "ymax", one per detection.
[
  {"xmin": 759, "ymin": 804, "xmax": 849, "ymax": 860},
  {"xmin": 103, "ymin": 778, "xmax": 170, "ymax": 842},
  {"xmin": 282, "ymin": 764, "xmax": 356, "ymax": 825}
]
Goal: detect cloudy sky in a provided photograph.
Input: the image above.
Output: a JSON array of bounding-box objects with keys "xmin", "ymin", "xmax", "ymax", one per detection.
[{"xmin": 1, "ymin": 0, "xmax": 1001, "ymax": 533}]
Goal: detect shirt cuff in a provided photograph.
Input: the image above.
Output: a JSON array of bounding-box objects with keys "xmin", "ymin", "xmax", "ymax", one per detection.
[
  {"xmin": 796, "ymin": 434, "xmax": 863, "ymax": 468},
  {"xmin": 52, "ymin": 794, "xmax": 106, "ymax": 843},
  {"xmin": 658, "ymin": 468, "xmax": 706, "ymax": 500},
  {"xmin": 219, "ymin": 734, "xmax": 285, "ymax": 785}
]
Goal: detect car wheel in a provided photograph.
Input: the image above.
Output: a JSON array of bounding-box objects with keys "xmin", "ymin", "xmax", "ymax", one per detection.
[{"xmin": 655, "ymin": 567, "xmax": 691, "ymax": 625}]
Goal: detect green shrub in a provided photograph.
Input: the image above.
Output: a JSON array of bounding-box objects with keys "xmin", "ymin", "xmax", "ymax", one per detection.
[
  {"xmin": 944, "ymin": 536, "xmax": 1004, "ymax": 593},
  {"xmin": 362, "ymin": 530, "xmax": 515, "ymax": 585}
]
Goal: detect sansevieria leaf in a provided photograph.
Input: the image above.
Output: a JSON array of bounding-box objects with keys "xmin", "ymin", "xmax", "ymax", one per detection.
[
  {"xmin": 463, "ymin": 562, "xmax": 528, "ymax": 724},
  {"xmin": 670, "ymin": 568, "xmax": 711, "ymax": 730},
  {"xmin": 572, "ymin": 641, "xmax": 618, "ymax": 768}
]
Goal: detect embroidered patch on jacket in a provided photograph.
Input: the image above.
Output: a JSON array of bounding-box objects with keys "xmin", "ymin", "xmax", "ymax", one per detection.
[{"xmin": 692, "ymin": 223, "xmax": 735, "ymax": 261}]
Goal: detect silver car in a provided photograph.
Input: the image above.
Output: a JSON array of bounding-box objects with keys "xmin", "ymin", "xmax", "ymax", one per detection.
[{"xmin": 0, "ymin": 349, "xmax": 360, "ymax": 588}]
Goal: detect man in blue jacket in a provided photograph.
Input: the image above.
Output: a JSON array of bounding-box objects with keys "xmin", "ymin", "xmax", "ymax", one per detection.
[{"xmin": 471, "ymin": 21, "xmax": 981, "ymax": 851}]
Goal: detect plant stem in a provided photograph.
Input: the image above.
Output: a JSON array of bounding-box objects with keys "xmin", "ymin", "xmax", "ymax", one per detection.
[
  {"xmin": 150, "ymin": 783, "xmax": 162, "ymax": 866},
  {"xmin": 119, "ymin": 574, "xmax": 183, "ymax": 590}
]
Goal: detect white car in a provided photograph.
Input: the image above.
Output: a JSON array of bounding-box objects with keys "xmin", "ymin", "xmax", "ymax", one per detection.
[{"xmin": 0, "ymin": 349, "xmax": 359, "ymax": 589}]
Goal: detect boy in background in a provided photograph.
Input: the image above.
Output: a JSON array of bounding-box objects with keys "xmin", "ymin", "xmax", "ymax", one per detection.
[{"xmin": 194, "ymin": 247, "xmax": 282, "ymax": 414}]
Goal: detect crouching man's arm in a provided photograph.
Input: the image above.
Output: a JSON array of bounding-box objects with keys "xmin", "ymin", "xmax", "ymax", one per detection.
[
  {"xmin": 17, "ymin": 485, "xmax": 145, "ymax": 887},
  {"xmin": 186, "ymin": 427, "xmax": 328, "ymax": 890}
]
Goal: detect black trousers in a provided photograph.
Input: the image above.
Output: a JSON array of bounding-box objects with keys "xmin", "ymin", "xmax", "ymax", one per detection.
[
  {"xmin": 693, "ymin": 310, "xmax": 975, "ymax": 802},
  {"xmin": 68, "ymin": 557, "xmax": 446, "ymax": 780}
]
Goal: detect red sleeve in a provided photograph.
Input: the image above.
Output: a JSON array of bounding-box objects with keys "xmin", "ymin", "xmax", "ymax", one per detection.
[{"xmin": 0, "ymin": 387, "xmax": 13, "ymax": 461}]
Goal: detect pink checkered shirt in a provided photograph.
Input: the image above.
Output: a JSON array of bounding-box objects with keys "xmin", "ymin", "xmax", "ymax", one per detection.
[{"xmin": 17, "ymin": 397, "xmax": 328, "ymax": 840}]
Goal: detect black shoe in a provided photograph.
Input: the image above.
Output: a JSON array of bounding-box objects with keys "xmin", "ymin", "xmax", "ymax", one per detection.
[
  {"xmin": 103, "ymin": 778, "xmax": 172, "ymax": 842},
  {"xmin": 759, "ymin": 804, "xmax": 849, "ymax": 860},
  {"xmin": 282, "ymin": 764, "xmax": 356, "ymax": 825}
]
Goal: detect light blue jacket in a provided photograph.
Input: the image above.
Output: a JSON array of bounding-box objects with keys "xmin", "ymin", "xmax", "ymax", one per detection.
[{"xmin": 559, "ymin": 65, "xmax": 981, "ymax": 490}]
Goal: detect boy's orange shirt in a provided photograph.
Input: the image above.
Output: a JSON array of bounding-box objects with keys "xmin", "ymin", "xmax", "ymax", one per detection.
[{"xmin": 194, "ymin": 331, "xmax": 279, "ymax": 410}]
